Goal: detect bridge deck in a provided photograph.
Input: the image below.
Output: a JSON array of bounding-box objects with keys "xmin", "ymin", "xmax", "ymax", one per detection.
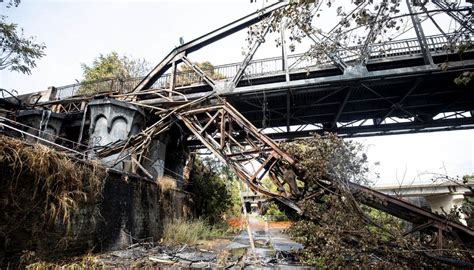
[{"xmin": 49, "ymin": 33, "xmax": 474, "ymax": 138}]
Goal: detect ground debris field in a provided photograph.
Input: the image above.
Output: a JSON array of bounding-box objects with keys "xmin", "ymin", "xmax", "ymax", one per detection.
[
  {"xmin": 23, "ymin": 218, "xmax": 306, "ymax": 269},
  {"xmin": 1, "ymin": 133, "xmax": 474, "ymax": 268}
]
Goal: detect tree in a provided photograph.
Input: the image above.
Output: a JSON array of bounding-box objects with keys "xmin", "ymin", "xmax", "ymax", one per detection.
[
  {"xmin": 283, "ymin": 134, "xmax": 469, "ymax": 267},
  {"xmin": 0, "ymin": 1, "xmax": 46, "ymax": 74},
  {"xmin": 188, "ymin": 156, "xmax": 234, "ymax": 225},
  {"xmin": 81, "ymin": 52, "xmax": 149, "ymax": 82},
  {"xmin": 250, "ymin": 1, "xmax": 472, "ymax": 84},
  {"xmin": 175, "ymin": 61, "xmax": 225, "ymax": 87},
  {"xmin": 78, "ymin": 52, "xmax": 150, "ymax": 94}
]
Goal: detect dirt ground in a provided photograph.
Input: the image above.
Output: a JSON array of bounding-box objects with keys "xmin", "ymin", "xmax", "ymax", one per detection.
[
  {"xmin": 25, "ymin": 216, "xmax": 307, "ymax": 269},
  {"xmin": 228, "ymin": 218, "xmax": 292, "ymax": 230}
]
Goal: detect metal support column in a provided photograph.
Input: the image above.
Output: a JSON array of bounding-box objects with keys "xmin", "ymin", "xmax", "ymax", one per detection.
[
  {"xmin": 286, "ymin": 90, "xmax": 291, "ymax": 133},
  {"xmin": 169, "ymin": 61, "xmax": 177, "ymax": 97},
  {"xmin": 406, "ymin": 0, "xmax": 434, "ymax": 66}
]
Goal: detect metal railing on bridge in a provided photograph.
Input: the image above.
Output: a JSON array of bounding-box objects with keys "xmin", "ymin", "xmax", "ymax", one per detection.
[
  {"xmin": 54, "ymin": 77, "xmax": 144, "ymax": 100},
  {"xmin": 54, "ymin": 33, "xmax": 469, "ymax": 100}
]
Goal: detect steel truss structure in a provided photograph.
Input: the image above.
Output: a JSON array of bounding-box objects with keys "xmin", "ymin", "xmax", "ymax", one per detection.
[
  {"xmin": 95, "ymin": 96, "xmax": 474, "ymax": 255},
  {"xmin": 37, "ymin": 0, "xmax": 473, "ymax": 138},
  {"xmin": 95, "ymin": 0, "xmax": 474, "ymax": 256},
  {"xmin": 3, "ymin": 0, "xmax": 474, "ymax": 263},
  {"xmin": 123, "ymin": 0, "xmax": 473, "ymax": 138}
]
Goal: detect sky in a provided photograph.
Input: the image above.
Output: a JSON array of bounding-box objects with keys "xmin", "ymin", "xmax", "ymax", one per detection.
[{"xmin": 1, "ymin": 0, "xmax": 473, "ymax": 185}]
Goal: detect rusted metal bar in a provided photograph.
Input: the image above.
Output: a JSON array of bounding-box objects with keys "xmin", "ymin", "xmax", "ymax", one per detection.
[
  {"xmin": 130, "ymin": 102, "xmax": 167, "ymax": 112},
  {"xmin": 220, "ymin": 109, "xmax": 225, "ymax": 149},
  {"xmin": 181, "ymin": 56, "xmax": 218, "ymax": 90},
  {"xmin": 226, "ymin": 148, "xmax": 271, "ymax": 157},
  {"xmin": 227, "ymin": 132, "xmax": 245, "ymax": 149},
  {"xmin": 223, "ymin": 102, "xmax": 295, "ymax": 163},
  {"xmin": 350, "ymin": 182, "xmax": 474, "ymax": 240},
  {"xmin": 132, "ymin": 157, "xmax": 154, "ymax": 179},
  {"xmin": 437, "ymin": 228, "xmax": 443, "ymax": 251},
  {"xmin": 180, "ymin": 116, "xmax": 226, "ymax": 162},
  {"xmin": 403, "ymin": 221, "xmax": 434, "ymax": 236},
  {"xmin": 181, "ymin": 105, "xmax": 223, "ymax": 115},
  {"xmin": 231, "ymin": 21, "xmax": 271, "ymax": 87},
  {"xmin": 169, "ymin": 61, "xmax": 177, "ymax": 96},
  {"xmin": 248, "ymin": 153, "xmax": 276, "ymax": 184},
  {"xmin": 200, "ymin": 110, "xmax": 220, "ymax": 133},
  {"xmin": 174, "ymin": 99, "xmax": 303, "ymax": 212}
]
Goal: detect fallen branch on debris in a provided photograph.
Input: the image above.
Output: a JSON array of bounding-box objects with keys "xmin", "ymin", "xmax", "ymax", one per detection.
[{"xmin": 281, "ymin": 134, "xmax": 474, "ymax": 267}]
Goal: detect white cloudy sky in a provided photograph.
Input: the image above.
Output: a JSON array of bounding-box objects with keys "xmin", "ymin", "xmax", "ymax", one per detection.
[{"xmin": 1, "ymin": 0, "xmax": 473, "ymax": 185}]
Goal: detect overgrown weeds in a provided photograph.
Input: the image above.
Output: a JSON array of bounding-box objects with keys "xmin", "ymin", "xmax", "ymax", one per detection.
[
  {"xmin": 0, "ymin": 135, "xmax": 106, "ymax": 253},
  {"xmin": 24, "ymin": 252, "xmax": 104, "ymax": 270},
  {"xmin": 157, "ymin": 175, "xmax": 177, "ymax": 192},
  {"xmin": 162, "ymin": 218, "xmax": 230, "ymax": 245}
]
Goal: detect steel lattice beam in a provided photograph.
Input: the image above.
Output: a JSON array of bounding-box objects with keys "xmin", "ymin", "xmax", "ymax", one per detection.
[{"xmin": 132, "ymin": 1, "xmax": 289, "ymax": 92}]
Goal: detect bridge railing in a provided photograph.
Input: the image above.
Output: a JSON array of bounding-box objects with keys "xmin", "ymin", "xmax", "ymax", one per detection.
[
  {"xmin": 289, "ymin": 33, "xmax": 461, "ymax": 69},
  {"xmin": 54, "ymin": 33, "xmax": 469, "ymax": 100},
  {"xmin": 54, "ymin": 77, "xmax": 144, "ymax": 100},
  {"xmin": 149, "ymin": 33, "xmax": 466, "ymax": 88}
]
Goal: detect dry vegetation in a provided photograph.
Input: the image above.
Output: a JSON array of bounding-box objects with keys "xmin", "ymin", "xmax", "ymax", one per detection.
[
  {"xmin": 281, "ymin": 134, "xmax": 473, "ymax": 268},
  {"xmin": 24, "ymin": 253, "xmax": 104, "ymax": 270},
  {"xmin": 160, "ymin": 158, "xmax": 239, "ymax": 245},
  {"xmin": 156, "ymin": 175, "xmax": 177, "ymax": 192},
  {"xmin": 162, "ymin": 218, "xmax": 228, "ymax": 245},
  {"xmin": 0, "ymin": 135, "xmax": 106, "ymax": 259}
]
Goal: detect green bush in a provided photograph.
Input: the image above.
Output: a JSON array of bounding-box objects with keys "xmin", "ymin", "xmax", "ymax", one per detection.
[
  {"xmin": 188, "ymin": 157, "xmax": 241, "ymax": 224},
  {"xmin": 264, "ymin": 201, "xmax": 288, "ymax": 221}
]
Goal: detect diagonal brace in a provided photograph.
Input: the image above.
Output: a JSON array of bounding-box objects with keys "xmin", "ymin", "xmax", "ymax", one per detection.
[
  {"xmin": 332, "ymin": 87, "xmax": 353, "ymax": 128},
  {"xmin": 378, "ymin": 78, "xmax": 422, "ymax": 125},
  {"xmin": 231, "ymin": 22, "xmax": 272, "ymax": 87},
  {"xmin": 298, "ymin": 24, "xmax": 348, "ymax": 72},
  {"xmin": 181, "ymin": 56, "xmax": 219, "ymax": 91}
]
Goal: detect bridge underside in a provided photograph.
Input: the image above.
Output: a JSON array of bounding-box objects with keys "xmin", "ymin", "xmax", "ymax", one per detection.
[
  {"xmin": 2, "ymin": 1, "xmax": 474, "ymax": 265},
  {"xmin": 234, "ymin": 61, "xmax": 474, "ymax": 138},
  {"xmin": 154, "ymin": 52, "xmax": 474, "ymax": 139}
]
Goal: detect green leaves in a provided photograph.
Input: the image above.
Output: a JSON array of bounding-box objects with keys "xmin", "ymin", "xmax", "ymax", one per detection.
[
  {"xmin": 78, "ymin": 52, "xmax": 150, "ymax": 94},
  {"xmin": 176, "ymin": 61, "xmax": 225, "ymax": 86},
  {"xmin": 189, "ymin": 157, "xmax": 235, "ymax": 225},
  {"xmin": 1, "ymin": 1, "xmax": 45, "ymax": 74},
  {"xmin": 4, "ymin": 0, "xmax": 21, "ymax": 8},
  {"xmin": 0, "ymin": 15, "xmax": 46, "ymax": 75},
  {"xmin": 81, "ymin": 52, "xmax": 126, "ymax": 82}
]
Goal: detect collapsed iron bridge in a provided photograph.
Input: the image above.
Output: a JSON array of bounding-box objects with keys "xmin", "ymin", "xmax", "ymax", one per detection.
[{"xmin": 1, "ymin": 0, "xmax": 474, "ymax": 261}]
